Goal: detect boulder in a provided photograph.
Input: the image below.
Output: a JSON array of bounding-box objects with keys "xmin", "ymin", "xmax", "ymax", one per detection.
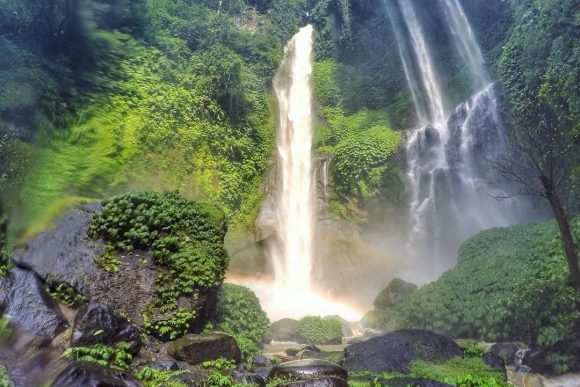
[
  {"xmin": 146, "ymin": 360, "xmax": 180, "ymax": 371},
  {"xmin": 253, "ymin": 355, "xmax": 273, "ymax": 368},
  {"xmin": 71, "ymin": 303, "xmax": 141, "ymax": 355},
  {"xmin": 12, "ymin": 204, "xmax": 103, "ymax": 295},
  {"xmin": 373, "ymin": 279, "xmax": 417, "ymax": 310},
  {"xmin": 167, "ymin": 333, "xmax": 241, "ymax": 365},
  {"xmin": 232, "ymin": 371, "xmax": 265, "ymax": 387},
  {"xmin": 268, "ymin": 359, "xmax": 348, "ymax": 383},
  {"xmin": 483, "ymin": 352, "xmax": 505, "ymax": 373},
  {"xmin": 269, "ymin": 319, "xmax": 307, "ymax": 343},
  {"xmin": 522, "ymin": 349, "xmax": 548, "ymax": 373},
  {"xmin": 1, "ymin": 268, "xmax": 68, "ymax": 343},
  {"xmin": 344, "ymin": 329, "xmax": 461, "ymax": 374},
  {"xmin": 166, "ymin": 371, "xmax": 208, "ymax": 387},
  {"xmin": 375, "ymin": 377, "xmax": 453, "ymax": 387},
  {"xmin": 51, "ymin": 362, "xmax": 140, "ymax": 387},
  {"xmin": 489, "ymin": 342, "xmax": 524, "ymax": 365},
  {"xmin": 279, "ymin": 377, "xmax": 348, "ymax": 387}
]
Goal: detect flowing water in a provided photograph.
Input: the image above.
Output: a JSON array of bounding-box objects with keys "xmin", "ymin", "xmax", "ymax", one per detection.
[
  {"xmin": 385, "ymin": 0, "xmax": 529, "ymax": 280},
  {"xmin": 271, "ymin": 25, "xmax": 316, "ymax": 292}
]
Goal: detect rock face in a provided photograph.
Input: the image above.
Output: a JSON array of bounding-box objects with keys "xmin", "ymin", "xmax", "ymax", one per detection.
[
  {"xmin": 522, "ymin": 349, "xmax": 548, "ymax": 373},
  {"xmin": 373, "ymin": 278, "xmax": 417, "ymax": 310},
  {"xmin": 489, "ymin": 342, "xmax": 524, "ymax": 365},
  {"xmin": 483, "ymin": 352, "xmax": 505, "ymax": 373},
  {"xmin": 167, "ymin": 333, "xmax": 241, "ymax": 365},
  {"xmin": 12, "ymin": 204, "xmax": 103, "ymax": 295},
  {"xmin": 0, "ymin": 268, "xmax": 68, "ymax": 343},
  {"xmin": 71, "ymin": 303, "xmax": 142, "ymax": 355},
  {"xmin": 344, "ymin": 329, "xmax": 461, "ymax": 374},
  {"xmin": 268, "ymin": 360, "xmax": 348, "ymax": 385},
  {"xmin": 51, "ymin": 362, "xmax": 139, "ymax": 387},
  {"xmin": 269, "ymin": 319, "xmax": 307, "ymax": 343}
]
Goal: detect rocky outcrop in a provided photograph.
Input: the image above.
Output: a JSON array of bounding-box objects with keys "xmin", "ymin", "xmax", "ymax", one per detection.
[
  {"xmin": 269, "ymin": 319, "xmax": 307, "ymax": 343},
  {"xmin": 71, "ymin": 303, "xmax": 142, "ymax": 355},
  {"xmin": 489, "ymin": 342, "xmax": 525, "ymax": 365},
  {"xmin": 0, "ymin": 268, "xmax": 68, "ymax": 343},
  {"xmin": 167, "ymin": 333, "xmax": 242, "ymax": 365},
  {"xmin": 51, "ymin": 362, "xmax": 140, "ymax": 387},
  {"xmin": 12, "ymin": 204, "xmax": 103, "ymax": 295},
  {"xmin": 268, "ymin": 360, "xmax": 348, "ymax": 387},
  {"xmin": 344, "ymin": 329, "xmax": 461, "ymax": 374},
  {"xmin": 522, "ymin": 349, "xmax": 548, "ymax": 373}
]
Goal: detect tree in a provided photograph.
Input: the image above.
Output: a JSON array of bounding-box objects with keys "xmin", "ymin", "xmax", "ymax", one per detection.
[{"xmin": 496, "ymin": 0, "xmax": 579, "ymax": 291}]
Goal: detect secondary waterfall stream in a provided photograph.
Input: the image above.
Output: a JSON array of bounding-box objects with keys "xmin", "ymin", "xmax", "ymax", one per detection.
[{"xmin": 386, "ymin": 0, "xmax": 530, "ymax": 279}]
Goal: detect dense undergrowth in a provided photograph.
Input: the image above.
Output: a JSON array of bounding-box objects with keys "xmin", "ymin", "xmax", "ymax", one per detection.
[{"xmin": 380, "ymin": 219, "xmax": 580, "ymax": 373}]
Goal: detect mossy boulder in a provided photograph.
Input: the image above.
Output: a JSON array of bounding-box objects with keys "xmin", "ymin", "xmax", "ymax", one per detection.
[{"xmin": 167, "ymin": 332, "xmax": 242, "ymax": 365}]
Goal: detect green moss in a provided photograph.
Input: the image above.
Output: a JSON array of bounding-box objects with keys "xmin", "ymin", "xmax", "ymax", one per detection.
[{"xmin": 89, "ymin": 191, "xmax": 229, "ymax": 340}]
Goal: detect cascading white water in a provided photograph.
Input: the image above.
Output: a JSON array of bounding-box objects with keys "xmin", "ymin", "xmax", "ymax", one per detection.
[
  {"xmin": 385, "ymin": 0, "xmax": 529, "ymax": 279},
  {"xmin": 397, "ymin": 0, "xmax": 447, "ymax": 126},
  {"xmin": 271, "ymin": 25, "xmax": 316, "ymax": 291},
  {"xmin": 440, "ymin": 0, "xmax": 488, "ymax": 90}
]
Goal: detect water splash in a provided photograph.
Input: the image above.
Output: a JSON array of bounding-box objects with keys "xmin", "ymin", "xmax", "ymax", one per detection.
[{"xmin": 271, "ymin": 25, "xmax": 316, "ymax": 292}]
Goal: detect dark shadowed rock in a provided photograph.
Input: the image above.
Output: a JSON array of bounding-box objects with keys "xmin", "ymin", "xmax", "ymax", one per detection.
[
  {"xmin": 167, "ymin": 333, "xmax": 241, "ymax": 364},
  {"xmin": 233, "ymin": 371, "xmax": 265, "ymax": 387},
  {"xmin": 269, "ymin": 319, "xmax": 307, "ymax": 343},
  {"xmin": 344, "ymin": 329, "xmax": 461, "ymax": 374},
  {"xmin": 483, "ymin": 352, "xmax": 506, "ymax": 374},
  {"xmin": 489, "ymin": 342, "xmax": 525, "ymax": 365},
  {"xmin": 71, "ymin": 303, "xmax": 141, "ymax": 355},
  {"xmin": 1, "ymin": 268, "xmax": 68, "ymax": 343},
  {"xmin": 279, "ymin": 376, "xmax": 348, "ymax": 387},
  {"xmin": 167, "ymin": 371, "xmax": 208, "ymax": 387},
  {"xmin": 253, "ymin": 355, "xmax": 273, "ymax": 368},
  {"xmin": 146, "ymin": 359, "xmax": 180, "ymax": 371},
  {"xmin": 12, "ymin": 204, "xmax": 103, "ymax": 295},
  {"xmin": 268, "ymin": 359, "xmax": 348, "ymax": 383},
  {"xmin": 373, "ymin": 278, "xmax": 417, "ymax": 310},
  {"xmin": 522, "ymin": 349, "xmax": 548, "ymax": 373},
  {"xmin": 51, "ymin": 362, "xmax": 140, "ymax": 387},
  {"xmin": 375, "ymin": 377, "xmax": 453, "ymax": 387}
]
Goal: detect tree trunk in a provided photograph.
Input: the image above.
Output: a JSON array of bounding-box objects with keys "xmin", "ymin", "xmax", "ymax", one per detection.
[{"xmin": 546, "ymin": 190, "xmax": 580, "ymax": 292}]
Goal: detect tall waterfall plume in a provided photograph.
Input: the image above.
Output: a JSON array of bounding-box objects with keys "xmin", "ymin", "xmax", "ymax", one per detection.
[{"xmin": 271, "ymin": 25, "xmax": 316, "ymax": 292}]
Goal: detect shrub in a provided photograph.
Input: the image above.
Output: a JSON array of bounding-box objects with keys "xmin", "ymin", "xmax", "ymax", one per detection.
[
  {"xmin": 63, "ymin": 343, "xmax": 132, "ymax": 371},
  {"xmin": 392, "ymin": 218, "xmax": 580, "ymax": 373},
  {"xmin": 297, "ymin": 316, "xmax": 342, "ymax": 345}
]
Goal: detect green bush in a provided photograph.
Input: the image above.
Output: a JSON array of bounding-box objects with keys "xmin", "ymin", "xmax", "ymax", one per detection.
[
  {"xmin": 391, "ymin": 218, "xmax": 580, "ymax": 373},
  {"xmin": 89, "ymin": 191, "xmax": 229, "ymax": 340},
  {"xmin": 214, "ymin": 283, "xmax": 270, "ymax": 344},
  {"xmin": 297, "ymin": 316, "xmax": 342, "ymax": 345}
]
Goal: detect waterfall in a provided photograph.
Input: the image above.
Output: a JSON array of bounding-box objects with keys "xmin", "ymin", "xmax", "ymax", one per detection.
[
  {"xmin": 440, "ymin": 0, "xmax": 488, "ymax": 90},
  {"xmin": 397, "ymin": 0, "xmax": 447, "ymax": 126},
  {"xmin": 271, "ymin": 25, "xmax": 316, "ymax": 292},
  {"xmin": 385, "ymin": 1, "xmax": 528, "ymax": 279}
]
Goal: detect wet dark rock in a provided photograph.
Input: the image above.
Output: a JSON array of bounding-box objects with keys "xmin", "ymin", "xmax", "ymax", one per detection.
[
  {"xmin": 483, "ymin": 352, "xmax": 506, "ymax": 374},
  {"xmin": 145, "ymin": 360, "xmax": 180, "ymax": 371},
  {"xmin": 51, "ymin": 361, "xmax": 139, "ymax": 387},
  {"xmin": 375, "ymin": 377, "xmax": 453, "ymax": 387},
  {"xmin": 12, "ymin": 205, "xmax": 103, "ymax": 295},
  {"xmin": 489, "ymin": 342, "xmax": 524, "ymax": 365},
  {"xmin": 286, "ymin": 348, "xmax": 301, "ymax": 357},
  {"xmin": 167, "ymin": 333, "xmax": 241, "ymax": 365},
  {"xmin": 373, "ymin": 278, "xmax": 417, "ymax": 310},
  {"xmin": 71, "ymin": 303, "xmax": 142, "ymax": 355},
  {"xmin": 522, "ymin": 349, "xmax": 548, "ymax": 373},
  {"xmin": 516, "ymin": 365, "xmax": 532, "ymax": 373},
  {"xmin": 253, "ymin": 355, "xmax": 273, "ymax": 368},
  {"xmin": 279, "ymin": 376, "xmax": 348, "ymax": 387},
  {"xmin": 344, "ymin": 329, "xmax": 461, "ymax": 374},
  {"xmin": 233, "ymin": 371, "xmax": 265, "ymax": 387},
  {"xmin": 268, "ymin": 359, "xmax": 348, "ymax": 383},
  {"xmin": 1, "ymin": 268, "xmax": 68, "ymax": 343},
  {"xmin": 269, "ymin": 319, "xmax": 307, "ymax": 343},
  {"xmin": 167, "ymin": 371, "xmax": 208, "ymax": 387}
]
